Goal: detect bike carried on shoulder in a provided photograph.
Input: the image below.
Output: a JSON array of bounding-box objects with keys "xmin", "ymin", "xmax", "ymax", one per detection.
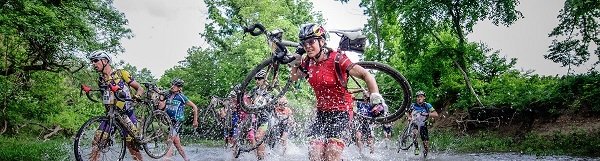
[
  {"xmin": 73, "ymin": 81, "xmax": 173, "ymax": 161},
  {"xmin": 237, "ymin": 23, "xmax": 412, "ymax": 124}
]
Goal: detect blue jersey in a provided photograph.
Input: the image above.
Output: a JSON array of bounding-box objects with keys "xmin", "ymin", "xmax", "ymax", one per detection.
[
  {"xmin": 165, "ymin": 92, "xmax": 189, "ymax": 122},
  {"xmin": 357, "ymin": 101, "xmax": 383, "ymax": 117},
  {"xmin": 410, "ymin": 102, "xmax": 434, "ymax": 114}
]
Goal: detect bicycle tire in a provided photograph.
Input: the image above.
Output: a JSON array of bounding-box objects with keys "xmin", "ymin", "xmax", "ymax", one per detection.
[
  {"xmin": 234, "ymin": 111, "xmax": 273, "ymax": 157},
  {"xmin": 198, "ymin": 104, "xmax": 224, "ymax": 139},
  {"xmin": 237, "ymin": 57, "xmax": 293, "ymax": 113},
  {"xmin": 397, "ymin": 122, "xmax": 415, "ymax": 151},
  {"xmin": 142, "ymin": 110, "xmax": 172, "ymax": 159},
  {"xmin": 349, "ymin": 61, "xmax": 412, "ymax": 124},
  {"xmin": 133, "ymin": 102, "xmax": 153, "ymax": 128},
  {"xmin": 74, "ymin": 116, "xmax": 126, "ymax": 161}
]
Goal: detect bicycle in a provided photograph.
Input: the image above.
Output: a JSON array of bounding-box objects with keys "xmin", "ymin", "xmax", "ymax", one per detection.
[
  {"xmin": 232, "ymin": 101, "xmax": 274, "ymax": 158},
  {"xmin": 397, "ymin": 113, "xmax": 429, "ymax": 159},
  {"xmin": 237, "ymin": 23, "xmax": 412, "ymax": 124},
  {"xmin": 134, "ymin": 82, "xmax": 164, "ymax": 126},
  {"xmin": 73, "ymin": 82, "xmax": 173, "ymax": 161},
  {"xmin": 197, "ymin": 96, "xmax": 232, "ymax": 140}
]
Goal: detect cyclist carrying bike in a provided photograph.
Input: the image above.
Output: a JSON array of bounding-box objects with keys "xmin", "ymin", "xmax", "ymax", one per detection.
[
  {"xmin": 158, "ymin": 78, "xmax": 199, "ymax": 161},
  {"xmin": 274, "ymin": 96, "xmax": 294, "ymax": 155},
  {"xmin": 249, "ymin": 70, "xmax": 272, "ymax": 160},
  {"xmin": 290, "ymin": 23, "xmax": 386, "ymax": 161},
  {"xmin": 354, "ymin": 99, "xmax": 382, "ymax": 155},
  {"xmin": 88, "ymin": 52, "xmax": 145, "ymax": 161},
  {"xmin": 406, "ymin": 90, "xmax": 438, "ymax": 156}
]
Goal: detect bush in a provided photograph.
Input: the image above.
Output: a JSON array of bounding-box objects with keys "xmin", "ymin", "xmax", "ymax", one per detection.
[{"xmin": 0, "ymin": 136, "xmax": 69, "ymax": 161}]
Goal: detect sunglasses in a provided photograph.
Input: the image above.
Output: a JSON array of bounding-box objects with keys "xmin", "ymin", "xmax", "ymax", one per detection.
[
  {"xmin": 255, "ymin": 77, "xmax": 264, "ymax": 80},
  {"xmin": 91, "ymin": 59, "xmax": 100, "ymax": 63},
  {"xmin": 277, "ymin": 102, "xmax": 287, "ymax": 106},
  {"xmin": 301, "ymin": 37, "xmax": 320, "ymax": 46}
]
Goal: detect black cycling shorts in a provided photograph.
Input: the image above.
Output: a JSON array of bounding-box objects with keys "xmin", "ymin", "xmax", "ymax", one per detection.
[{"xmin": 310, "ymin": 111, "xmax": 349, "ymax": 139}]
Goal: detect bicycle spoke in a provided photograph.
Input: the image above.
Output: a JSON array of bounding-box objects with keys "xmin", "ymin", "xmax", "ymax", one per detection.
[
  {"xmin": 143, "ymin": 111, "xmax": 172, "ymax": 159},
  {"xmin": 74, "ymin": 117, "xmax": 126, "ymax": 161}
]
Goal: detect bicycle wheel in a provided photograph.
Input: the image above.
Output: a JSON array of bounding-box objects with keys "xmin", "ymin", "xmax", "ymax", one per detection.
[
  {"xmin": 142, "ymin": 110, "xmax": 172, "ymax": 159},
  {"xmin": 234, "ymin": 111, "xmax": 273, "ymax": 158},
  {"xmin": 197, "ymin": 106, "xmax": 224, "ymax": 139},
  {"xmin": 348, "ymin": 61, "xmax": 412, "ymax": 123},
  {"xmin": 238, "ymin": 57, "xmax": 293, "ymax": 113},
  {"xmin": 74, "ymin": 116, "xmax": 126, "ymax": 161},
  {"xmin": 397, "ymin": 122, "xmax": 415, "ymax": 151},
  {"xmin": 133, "ymin": 102, "xmax": 153, "ymax": 128}
]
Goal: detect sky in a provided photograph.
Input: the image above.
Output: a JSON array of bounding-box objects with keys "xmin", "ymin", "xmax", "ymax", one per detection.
[{"xmin": 113, "ymin": 0, "xmax": 596, "ymax": 78}]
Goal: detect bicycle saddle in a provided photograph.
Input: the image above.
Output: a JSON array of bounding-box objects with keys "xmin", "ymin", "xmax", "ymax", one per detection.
[{"xmin": 330, "ymin": 28, "xmax": 367, "ymax": 40}]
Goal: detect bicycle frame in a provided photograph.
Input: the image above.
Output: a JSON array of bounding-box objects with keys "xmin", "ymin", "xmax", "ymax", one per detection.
[{"xmin": 81, "ymin": 83, "xmax": 140, "ymax": 141}]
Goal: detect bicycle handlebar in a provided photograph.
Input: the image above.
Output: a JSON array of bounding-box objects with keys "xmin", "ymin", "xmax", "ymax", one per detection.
[
  {"xmin": 243, "ymin": 23, "xmax": 267, "ymax": 36},
  {"xmin": 80, "ymin": 84, "xmax": 134, "ymax": 103},
  {"xmin": 243, "ymin": 23, "xmax": 305, "ymax": 64}
]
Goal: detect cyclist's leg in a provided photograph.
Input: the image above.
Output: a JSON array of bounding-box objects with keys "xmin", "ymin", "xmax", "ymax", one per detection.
[
  {"xmin": 367, "ymin": 123, "xmax": 375, "ymax": 154},
  {"xmin": 165, "ymin": 120, "xmax": 182, "ymax": 160},
  {"xmin": 124, "ymin": 110, "xmax": 143, "ymax": 161},
  {"xmin": 279, "ymin": 122, "xmax": 290, "ymax": 154},
  {"xmin": 323, "ymin": 111, "xmax": 349, "ymax": 161},
  {"xmin": 355, "ymin": 119, "xmax": 367, "ymax": 154},
  {"xmin": 309, "ymin": 113, "xmax": 326, "ymax": 161},
  {"xmin": 411, "ymin": 123, "xmax": 420, "ymax": 155},
  {"xmin": 383, "ymin": 123, "xmax": 392, "ymax": 139},
  {"xmin": 420, "ymin": 124, "xmax": 430, "ymax": 152},
  {"xmin": 90, "ymin": 120, "xmax": 111, "ymax": 161},
  {"xmin": 255, "ymin": 116, "xmax": 269, "ymax": 160}
]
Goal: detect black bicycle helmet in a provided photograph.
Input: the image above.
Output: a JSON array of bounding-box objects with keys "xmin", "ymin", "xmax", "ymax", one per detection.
[
  {"xmin": 171, "ymin": 78, "xmax": 185, "ymax": 87},
  {"xmin": 299, "ymin": 23, "xmax": 327, "ymax": 41}
]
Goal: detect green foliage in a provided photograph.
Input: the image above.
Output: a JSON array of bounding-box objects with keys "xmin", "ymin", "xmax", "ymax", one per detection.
[
  {"xmin": 546, "ymin": 0, "xmax": 600, "ymax": 70},
  {"xmin": 0, "ymin": 0, "xmax": 132, "ymax": 76},
  {"xmin": 432, "ymin": 130, "xmax": 513, "ymax": 153},
  {"xmin": 0, "ymin": 136, "xmax": 69, "ymax": 161},
  {"xmin": 121, "ymin": 63, "xmax": 157, "ymax": 83},
  {"xmin": 431, "ymin": 129, "xmax": 600, "ymax": 156},
  {"xmin": 518, "ymin": 130, "xmax": 600, "ymax": 156},
  {"xmin": 160, "ymin": 0, "xmax": 322, "ymax": 110}
]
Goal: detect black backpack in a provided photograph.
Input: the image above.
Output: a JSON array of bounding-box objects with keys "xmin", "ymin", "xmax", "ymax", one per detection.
[{"xmin": 338, "ymin": 35, "xmax": 367, "ymax": 53}]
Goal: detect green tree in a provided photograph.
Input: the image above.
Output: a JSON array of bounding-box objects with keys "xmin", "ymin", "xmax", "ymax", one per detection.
[
  {"xmin": 161, "ymin": 0, "xmax": 321, "ymax": 105},
  {"xmin": 0, "ymin": 0, "xmax": 131, "ymax": 136},
  {"xmin": 545, "ymin": 0, "xmax": 600, "ymax": 74},
  {"xmin": 121, "ymin": 63, "xmax": 157, "ymax": 83},
  {"xmin": 348, "ymin": 0, "xmax": 523, "ymax": 107},
  {"xmin": 0, "ymin": 0, "xmax": 132, "ymax": 76}
]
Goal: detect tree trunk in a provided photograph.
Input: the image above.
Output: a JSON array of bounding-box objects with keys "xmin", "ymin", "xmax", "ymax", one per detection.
[
  {"xmin": 43, "ymin": 125, "xmax": 63, "ymax": 140},
  {"xmin": 454, "ymin": 60, "xmax": 484, "ymax": 107}
]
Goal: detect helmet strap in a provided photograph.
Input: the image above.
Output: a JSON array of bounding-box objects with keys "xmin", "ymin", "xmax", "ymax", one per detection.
[{"xmin": 312, "ymin": 42, "xmax": 328, "ymax": 62}]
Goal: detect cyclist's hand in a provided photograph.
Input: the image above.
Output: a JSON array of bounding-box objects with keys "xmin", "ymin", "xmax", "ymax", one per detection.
[
  {"xmin": 133, "ymin": 94, "xmax": 142, "ymax": 101},
  {"xmin": 193, "ymin": 120, "xmax": 199, "ymax": 128},
  {"xmin": 370, "ymin": 92, "xmax": 387, "ymax": 106},
  {"xmin": 290, "ymin": 54, "xmax": 303, "ymax": 68}
]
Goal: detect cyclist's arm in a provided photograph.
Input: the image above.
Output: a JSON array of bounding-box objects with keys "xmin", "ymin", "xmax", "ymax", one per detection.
[
  {"xmin": 186, "ymin": 101, "xmax": 199, "ymax": 128},
  {"xmin": 429, "ymin": 110, "xmax": 439, "ymax": 117},
  {"xmin": 129, "ymin": 81, "xmax": 144, "ymax": 98},
  {"xmin": 348, "ymin": 65, "xmax": 379, "ymax": 94},
  {"xmin": 290, "ymin": 66, "xmax": 306, "ymax": 82}
]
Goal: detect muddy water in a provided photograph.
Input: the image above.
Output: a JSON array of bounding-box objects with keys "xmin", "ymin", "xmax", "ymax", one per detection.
[{"xmin": 120, "ymin": 141, "xmax": 599, "ymax": 161}]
